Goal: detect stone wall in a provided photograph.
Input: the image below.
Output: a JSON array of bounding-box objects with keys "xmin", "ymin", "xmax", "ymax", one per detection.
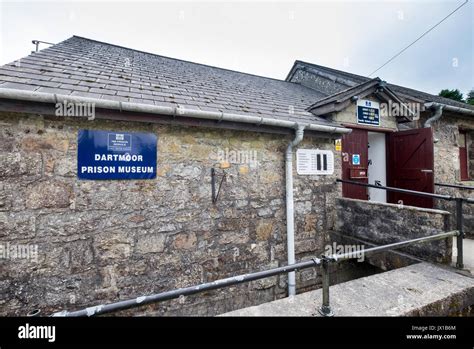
[
  {"xmin": 435, "ymin": 186, "xmax": 474, "ymax": 238},
  {"xmin": 429, "ymin": 114, "xmax": 474, "ymax": 236},
  {"xmin": 335, "ymin": 198, "xmax": 452, "ymax": 264},
  {"xmin": 0, "ymin": 111, "xmax": 342, "ymax": 316}
]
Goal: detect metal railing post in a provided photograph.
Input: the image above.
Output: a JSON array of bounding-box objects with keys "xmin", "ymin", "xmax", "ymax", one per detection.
[
  {"xmin": 318, "ymin": 257, "xmax": 334, "ymax": 317},
  {"xmin": 456, "ymin": 198, "xmax": 464, "ymax": 269}
]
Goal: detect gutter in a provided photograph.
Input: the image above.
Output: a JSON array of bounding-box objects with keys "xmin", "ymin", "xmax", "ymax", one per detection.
[
  {"xmin": 0, "ymin": 88, "xmax": 351, "ymax": 135},
  {"xmin": 424, "ymin": 102, "xmax": 474, "ymax": 117},
  {"xmin": 285, "ymin": 124, "xmax": 305, "ymax": 296}
]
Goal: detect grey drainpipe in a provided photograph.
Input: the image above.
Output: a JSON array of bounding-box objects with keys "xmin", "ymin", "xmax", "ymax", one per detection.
[
  {"xmin": 285, "ymin": 124, "xmax": 305, "ymax": 296},
  {"xmin": 424, "ymin": 105, "xmax": 444, "ymax": 128}
]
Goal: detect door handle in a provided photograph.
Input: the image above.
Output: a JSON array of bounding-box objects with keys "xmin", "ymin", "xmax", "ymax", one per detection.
[{"xmin": 420, "ymin": 169, "xmax": 433, "ymax": 173}]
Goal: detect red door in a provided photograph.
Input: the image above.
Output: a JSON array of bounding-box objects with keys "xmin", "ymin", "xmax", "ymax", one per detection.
[
  {"xmin": 342, "ymin": 129, "xmax": 369, "ymax": 200},
  {"xmin": 387, "ymin": 128, "xmax": 434, "ymax": 208},
  {"xmin": 459, "ymin": 131, "xmax": 469, "ymax": 181}
]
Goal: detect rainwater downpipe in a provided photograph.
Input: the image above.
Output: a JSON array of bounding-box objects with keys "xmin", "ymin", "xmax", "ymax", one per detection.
[
  {"xmin": 424, "ymin": 105, "xmax": 443, "ymax": 143},
  {"xmin": 424, "ymin": 105, "xmax": 444, "ymax": 128},
  {"xmin": 286, "ymin": 124, "xmax": 305, "ymax": 296}
]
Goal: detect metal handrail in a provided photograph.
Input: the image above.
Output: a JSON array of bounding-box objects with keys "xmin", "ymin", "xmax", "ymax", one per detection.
[
  {"xmin": 50, "ymin": 231, "xmax": 460, "ymax": 317},
  {"xmin": 319, "ymin": 230, "xmax": 460, "ymax": 317},
  {"xmin": 52, "ymin": 258, "xmax": 321, "ymax": 317},
  {"xmin": 336, "ymin": 178, "xmax": 469, "ymax": 270},
  {"xmin": 325, "ymin": 231, "xmax": 458, "ymax": 262},
  {"xmin": 336, "ymin": 178, "xmax": 474, "ymax": 203},
  {"xmin": 435, "ymin": 182, "xmax": 474, "ymax": 190}
]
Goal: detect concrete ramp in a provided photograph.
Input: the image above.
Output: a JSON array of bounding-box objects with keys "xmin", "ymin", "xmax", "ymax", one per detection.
[{"xmin": 221, "ymin": 263, "xmax": 474, "ymax": 316}]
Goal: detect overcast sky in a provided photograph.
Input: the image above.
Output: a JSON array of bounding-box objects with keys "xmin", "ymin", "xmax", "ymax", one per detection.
[{"xmin": 0, "ymin": 0, "xmax": 472, "ymax": 97}]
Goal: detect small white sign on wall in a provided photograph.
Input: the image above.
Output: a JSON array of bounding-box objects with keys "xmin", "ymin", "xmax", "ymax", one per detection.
[{"xmin": 296, "ymin": 149, "xmax": 334, "ymax": 175}]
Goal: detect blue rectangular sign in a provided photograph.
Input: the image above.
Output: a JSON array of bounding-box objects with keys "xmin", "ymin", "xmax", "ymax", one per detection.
[
  {"xmin": 357, "ymin": 100, "xmax": 380, "ymax": 126},
  {"xmin": 78, "ymin": 129, "xmax": 157, "ymax": 180}
]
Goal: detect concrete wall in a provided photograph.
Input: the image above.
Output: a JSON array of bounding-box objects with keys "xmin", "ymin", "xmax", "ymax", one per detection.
[
  {"xmin": 335, "ymin": 198, "xmax": 452, "ymax": 264},
  {"xmin": 0, "ymin": 111, "xmax": 342, "ymax": 316},
  {"xmin": 222, "ymin": 262, "xmax": 474, "ymax": 317}
]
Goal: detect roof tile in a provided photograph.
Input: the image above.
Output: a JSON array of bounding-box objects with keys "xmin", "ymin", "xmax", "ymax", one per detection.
[
  {"xmin": 1, "ymin": 82, "xmax": 38, "ymax": 90},
  {"xmin": 0, "ymin": 36, "xmax": 341, "ymax": 126}
]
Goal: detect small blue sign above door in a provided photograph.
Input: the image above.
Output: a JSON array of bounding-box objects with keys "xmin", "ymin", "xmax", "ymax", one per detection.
[{"xmin": 78, "ymin": 129, "xmax": 157, "ymax": 180}]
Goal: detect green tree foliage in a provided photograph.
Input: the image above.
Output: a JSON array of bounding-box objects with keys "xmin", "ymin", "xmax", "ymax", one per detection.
[
  {"xmin": 438, "ymin": 89, "xmax": 464, "ymax": 102},
  {"xmin": 466, "ymin": 89, "xmax": 474, "ymax": 105}
]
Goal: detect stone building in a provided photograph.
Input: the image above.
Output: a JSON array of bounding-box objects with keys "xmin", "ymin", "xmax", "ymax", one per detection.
[
  {"xmin": 287, "ymin": 61, "xmax": 474, "ymax": 234},
  {"xmin": 0, "ymin": 36, "xmax": 472, "ymax": 316}
]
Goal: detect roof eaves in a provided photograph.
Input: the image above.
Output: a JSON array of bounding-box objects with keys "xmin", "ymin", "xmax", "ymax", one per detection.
[
  {"xmin": 306, "ymin": 78, "xmax": 418, "ymax": 122},
  {"xmin": 289, "ymin": 60, "xmax": 474, "ymax": 112},
  {"xmin": 307, "ymin": 78, "xmax": 382, "ymax": 111},
  {"xmin": 0, "ymin": 87, "xmax": 351, "ymax": 134}
]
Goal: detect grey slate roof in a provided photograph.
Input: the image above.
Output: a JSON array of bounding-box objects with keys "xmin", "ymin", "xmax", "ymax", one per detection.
[
  {"xmin": 287, "ymin": 60, "xmax": 474, "ymax": 111},
  {"xmin": 0, "ymin": 36, "xmax": 341, "ymax": 127}
]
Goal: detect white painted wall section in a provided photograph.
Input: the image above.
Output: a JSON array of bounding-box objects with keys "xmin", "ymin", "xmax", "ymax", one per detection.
[{"xmin": 368, "ymin": 132, "xmax": 387, "ymax": 203}]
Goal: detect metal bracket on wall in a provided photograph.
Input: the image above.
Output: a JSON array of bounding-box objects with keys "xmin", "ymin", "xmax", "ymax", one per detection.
[{"xmin": 211, "ymin": 168, "xmax": 227, "ymax": 204}]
